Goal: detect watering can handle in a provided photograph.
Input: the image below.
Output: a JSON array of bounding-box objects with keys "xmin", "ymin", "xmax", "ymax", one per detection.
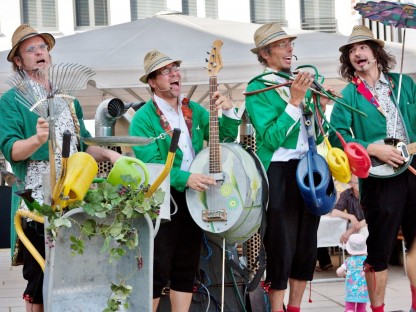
[
  {"xmin": 145, "ymin": 128, "xmax": 181, "ymax": 197},
  {"xmin": 14, "ymin": 209, "xmax": 45, "ymax": 271},
  {"xmin": 306, "ymin": 151, "xmax": 319, "ymax": 207},
  {"xmin": 62, "ymin": 130, "xmax": 71, "ymax": 158},
  {"xmin": 124, "ymin": 157, "xmax": 150, "ymax": 186},
  {"xmin": 170, "ymin": 128, "xmax": 181, "ymax": 153}
]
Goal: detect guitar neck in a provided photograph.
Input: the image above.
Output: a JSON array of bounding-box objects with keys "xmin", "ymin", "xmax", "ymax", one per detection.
[{"xmin": 209, "ymin": 75, "xmax": 221, "ymax": 174}]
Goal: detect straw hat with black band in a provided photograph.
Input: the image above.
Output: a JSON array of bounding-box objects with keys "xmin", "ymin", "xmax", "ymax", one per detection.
[
  {"xmin": 339, "ymin": 25, "xmax": 384, "ymax": 53},
  {"xmin": 7, "ymin": 24, "xmax": 55, "ymax": 62},
  {"xmin": 140, "ymin": 49, "xmax": 182, "ymax": 84},
  {"xmin": 251, "ymin": 22, "xmax": 297, "ymax": 54}
]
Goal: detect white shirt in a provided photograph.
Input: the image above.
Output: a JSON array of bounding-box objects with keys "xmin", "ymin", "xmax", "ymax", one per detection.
[{"xmin": 154, "ymin": 94, "xmax": 195, "ymax": 171}]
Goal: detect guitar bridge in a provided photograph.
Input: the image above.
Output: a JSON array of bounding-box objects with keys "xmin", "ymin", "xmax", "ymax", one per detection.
[{"xmin": 202, "ymin": 209, "xmax": 227, "ymax": 222}]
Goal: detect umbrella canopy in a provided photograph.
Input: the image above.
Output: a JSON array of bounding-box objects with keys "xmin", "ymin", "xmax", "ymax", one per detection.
[
  {"xmin": 355, "ymin": 1, "xmax": 416, "ymax": 28},
  {"xmin": 1, "ymin": 12, "xmax": 416, "ymax": 119}
]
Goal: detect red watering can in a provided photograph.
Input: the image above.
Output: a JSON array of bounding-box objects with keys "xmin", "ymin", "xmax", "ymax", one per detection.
[{"xmin": 335, "ymin": 132, "xmax": 371, "ymax": 179}]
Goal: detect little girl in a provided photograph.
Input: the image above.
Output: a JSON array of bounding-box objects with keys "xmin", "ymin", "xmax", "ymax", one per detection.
[{"xmin": 336, "ymin": 233, "xmax": 369, "ymax": 312}]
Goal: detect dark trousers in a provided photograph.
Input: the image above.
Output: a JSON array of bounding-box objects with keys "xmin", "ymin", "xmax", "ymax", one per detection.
[{"xmin": 264, "ymin": 161, "xmax": 320, "ymax": 290}]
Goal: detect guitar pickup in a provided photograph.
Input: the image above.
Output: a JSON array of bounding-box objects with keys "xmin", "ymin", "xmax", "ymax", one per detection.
[
  {"xmin": 202, "ymin": 209, "xmax": 227, "ymax": 222},
  {"xmin": 397, "ymin": 142, "xmax": 410, "ymax": 162}
]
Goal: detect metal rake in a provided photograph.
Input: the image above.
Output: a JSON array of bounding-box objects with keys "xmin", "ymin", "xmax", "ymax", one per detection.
[{"xmin": 6, "ymin": 63, "xmax": 95, "ymax": 119}]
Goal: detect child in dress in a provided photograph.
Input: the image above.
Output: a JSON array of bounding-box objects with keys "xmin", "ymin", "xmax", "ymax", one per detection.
[{"xmin": 336, "ymin": 233, "xmax": 369, "ymax": 312}]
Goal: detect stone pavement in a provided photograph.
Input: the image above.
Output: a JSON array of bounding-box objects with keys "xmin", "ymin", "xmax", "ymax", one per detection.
[{"xmin": 0, "ymin": 248, "xmax": 411, "ymax": 311}]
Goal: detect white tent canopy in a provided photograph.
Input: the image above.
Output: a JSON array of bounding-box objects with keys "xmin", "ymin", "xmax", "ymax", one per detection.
[{"xmin": 1, "ymin": 12, "xmax": 416, "ymax": 119}]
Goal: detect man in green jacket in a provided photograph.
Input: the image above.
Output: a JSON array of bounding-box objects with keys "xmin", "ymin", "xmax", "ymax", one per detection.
[
  {"xmin": 245, "ymin": 22, "xmax": 332, "ymax": 312},
  {"xmin": 0, "ymin": 24, "xmax": 121, "ymax": 312},
  {"xmin": 329, "ymin": 25, "xmax": 416, "ymax": 312},
  {"xmin": 129, "ymin": 50, "xmax": 240, "ymax": 312}
]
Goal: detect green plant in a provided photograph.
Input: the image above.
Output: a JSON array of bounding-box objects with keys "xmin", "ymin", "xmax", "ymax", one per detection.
[{"xmin": 39, "ymin": 176, "xmax": 165, "ymax": 311}]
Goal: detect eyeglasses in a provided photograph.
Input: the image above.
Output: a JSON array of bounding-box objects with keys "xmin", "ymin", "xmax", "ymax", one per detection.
[
  {"xmin": 25, "ymin": 44, "xmax": 48, "ymax": 54},
  {"xmin": 158, "ymin": 65, "xmax": 180, "ymax": 76},
  {"xmin": 270, "ymin": 41, "xmax": 295, "ymax": 50}
]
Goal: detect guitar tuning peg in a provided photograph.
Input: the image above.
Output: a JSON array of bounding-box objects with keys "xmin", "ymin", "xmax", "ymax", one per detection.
[
  {"xmin": 206, "ymin": 51, "xmax": 210, "ymax": 54},
  {"xmin": 205, "ymin": 58, "xmax": 209, "ymax": 63}
]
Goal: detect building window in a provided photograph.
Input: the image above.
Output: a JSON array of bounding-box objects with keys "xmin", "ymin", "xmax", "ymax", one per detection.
[
  {"xmin": 22, "ymin": 0, "xmax": 58, "ymax": 30},
  {"xmin": 250, "ymin": 0, "xmax": 286, "ymax": 25},
  {"xmin": 182, "ymin": 0, "xmax": 197, "ymax": 16},
  {"xmin": 301, "ymin": 0, "xmax": 336, "ymax": 33},
  {"xmin": 130, "ymin": 0, "xmax": 166, "ymax": 20},
  {"xmin": 205, "ymin": 0, "xmax": 218, "ymax": 19},
  {"xmin": 75, "ymin": 0, "xmax": 108, "ymax": 27}
]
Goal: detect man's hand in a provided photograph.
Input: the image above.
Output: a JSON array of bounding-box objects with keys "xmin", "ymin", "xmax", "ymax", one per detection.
[
  {"xmin": 36, "ymin": 117, "xmax": 49, "ymax": 145},
  {"xmin": 289, "ymin": 71, "xmax": 314, "ymax": 107},
  {"xmin": 367, "ymin": 143, "xmax": 405, "ymax": 167},
  {"xmin": 212, "ymin": 91, "xmax": 234, "ymax": 111},
  {"xmin": 186, "ymin": 173, "xmax": 216, "ymax": 191}
]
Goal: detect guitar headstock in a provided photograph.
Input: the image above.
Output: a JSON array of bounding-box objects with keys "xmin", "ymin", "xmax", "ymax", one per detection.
[{"xmin": 206, "ymin": 40, "xmax": 223, "ymax": 77}]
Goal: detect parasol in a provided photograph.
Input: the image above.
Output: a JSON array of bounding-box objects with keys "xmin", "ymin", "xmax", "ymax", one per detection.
[{"xmin": 355, "ymin": 1, "xmax": 416, "ymax": 107}]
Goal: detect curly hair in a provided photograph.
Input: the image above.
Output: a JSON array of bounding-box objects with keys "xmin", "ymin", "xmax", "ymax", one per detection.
[{"xmin": 338, "ymin": 40, "xmax": 396, "ymax": 81}]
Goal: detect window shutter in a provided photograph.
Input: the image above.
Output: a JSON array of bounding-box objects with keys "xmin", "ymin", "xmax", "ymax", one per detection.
[
  {"xmin": 131, "ymin": 0, "xmax": 166, "ymax": 20},
  {"xmin": 205, "ymin": 0, "xmax": 218, "ymax": 19},
  {"xmin": 182, "ymin": 0, "xmax": 197, "ymax": 16},
  {"xmin": 76, "ymin": 0, "xmax": 90, "ymax": 26},
  {"xmin": 22, "ymin": 0, "xmax": 57, "ymax": 30},
  {"xmin": 301, "ymin": 0, "xmax": 336, "ymax": 33},
  {"xmin": 250, "ymin": 0, "xmax": 286, "ymax": 25}
]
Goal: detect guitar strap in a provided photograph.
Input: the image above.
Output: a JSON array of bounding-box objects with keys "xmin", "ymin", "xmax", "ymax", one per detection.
[{"xmin": 406, "ymin": 143, "xmax": 416, "ymax": 155}]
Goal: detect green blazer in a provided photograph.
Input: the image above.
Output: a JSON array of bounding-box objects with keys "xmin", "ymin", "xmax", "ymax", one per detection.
[
  {"xmin": 129, "ymin": 99, "xmax": 240, "ymax": 192},
  {"xmin": 328, "ymin": 73, "xmax": 416, "ymax": 150},
  {"xmin": 0, "ymin": 87, "xmax": 92, "ymax": 260},
  {"xmin": 245, "ymin": 78, "xmax": 324, "ymax": 170}
]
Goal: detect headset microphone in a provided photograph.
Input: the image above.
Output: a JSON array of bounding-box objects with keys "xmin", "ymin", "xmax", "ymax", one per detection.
[{"xmin": 156, "ymin": 85, "xmax": 172, "ymax": 92}]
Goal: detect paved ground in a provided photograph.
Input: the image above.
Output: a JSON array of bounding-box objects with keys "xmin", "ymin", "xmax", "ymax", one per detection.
[{"xmin": 0, "ymin": 248, "xmax": 411, "ymax": 311}]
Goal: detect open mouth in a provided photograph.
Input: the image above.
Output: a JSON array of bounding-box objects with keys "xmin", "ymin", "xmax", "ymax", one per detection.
[
  {"xmin": 170, "ymin": 79, "xmax": 180, "ymax": 88},
  {"xmin": 356, "ymin": 58, "xmax": 368, "ymax": 66}
]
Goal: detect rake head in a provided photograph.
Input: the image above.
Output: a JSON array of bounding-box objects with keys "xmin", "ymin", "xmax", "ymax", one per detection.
[{"xmin": 7, "ymin": 63, "xmax": 95, "ymax": 119}]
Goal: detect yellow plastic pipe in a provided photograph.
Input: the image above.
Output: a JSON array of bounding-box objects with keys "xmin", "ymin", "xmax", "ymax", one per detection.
[{"xmin": 14, "ymin": 209, "xmax": 45, "ymax": 271}]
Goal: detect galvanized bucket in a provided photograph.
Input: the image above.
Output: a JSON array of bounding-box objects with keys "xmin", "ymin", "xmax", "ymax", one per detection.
[{"xmin": 43, "ymin": 208, "xmax": 154, "ymax": 311}]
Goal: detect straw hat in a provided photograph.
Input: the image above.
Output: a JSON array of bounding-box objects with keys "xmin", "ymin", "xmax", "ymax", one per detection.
[
  {"xmin": 346, "ymin": 233, "xmax": 367, "ymax": 255},
  {"xmin": 251, "ymin": 22, "xmax": 297, "ymax": 54},
  {"xmin": 339, "ymin": 25, "xmax": 384, "ymax": 52},
  {"xmin": 139, "ymin": 49, "xmax": 182, "ymax": 83},
  {"xmin": 7, "ymin": 24, "xmax": 55, "ymax": 62}
]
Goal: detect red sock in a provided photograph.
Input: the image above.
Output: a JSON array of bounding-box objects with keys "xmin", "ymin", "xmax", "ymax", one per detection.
[
  {"xmin": 411, "ymin": 284, "xmax": 416, "ymax": 310},
  {"xmin": 287, "ymin": 305, "xmax": 300, "ymax": 312},
  {"xmin": 370, "ymin": 303, "xmax": 384, "ymax": 312}
]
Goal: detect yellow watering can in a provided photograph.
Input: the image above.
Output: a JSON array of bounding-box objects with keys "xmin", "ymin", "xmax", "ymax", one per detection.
[
  {"xmin": 60, "ymin": 152, "xmax": 99, "ymax": 206},
  {"xmin": 324, "ymin": 136, "xmax": 351, "ymax": 184}
]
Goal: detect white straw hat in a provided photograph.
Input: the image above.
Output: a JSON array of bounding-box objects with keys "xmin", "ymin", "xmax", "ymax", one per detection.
[
  {"xmin": 251, "ymin": 22, "xmax": 297, "ymax": 54},
  {"xmin": 139, "ymin": 49, "xmax": 182, "ymax": 83},
  {"xmin": 339, "ymin": 25, "xmax": 384, "ymax": 52},
  {"xmin": 8, "ymin": 24, "xmax": 55, "ymax": 62}
]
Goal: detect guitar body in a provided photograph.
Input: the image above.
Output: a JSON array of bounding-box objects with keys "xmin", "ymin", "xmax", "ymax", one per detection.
[
  {"xmin": 369, "ymin": 138, "xmax": 412, "ymax": 178},
  {"xmin": 186, "ymin": 143, "xmax": 266, "ymax": 245}
]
